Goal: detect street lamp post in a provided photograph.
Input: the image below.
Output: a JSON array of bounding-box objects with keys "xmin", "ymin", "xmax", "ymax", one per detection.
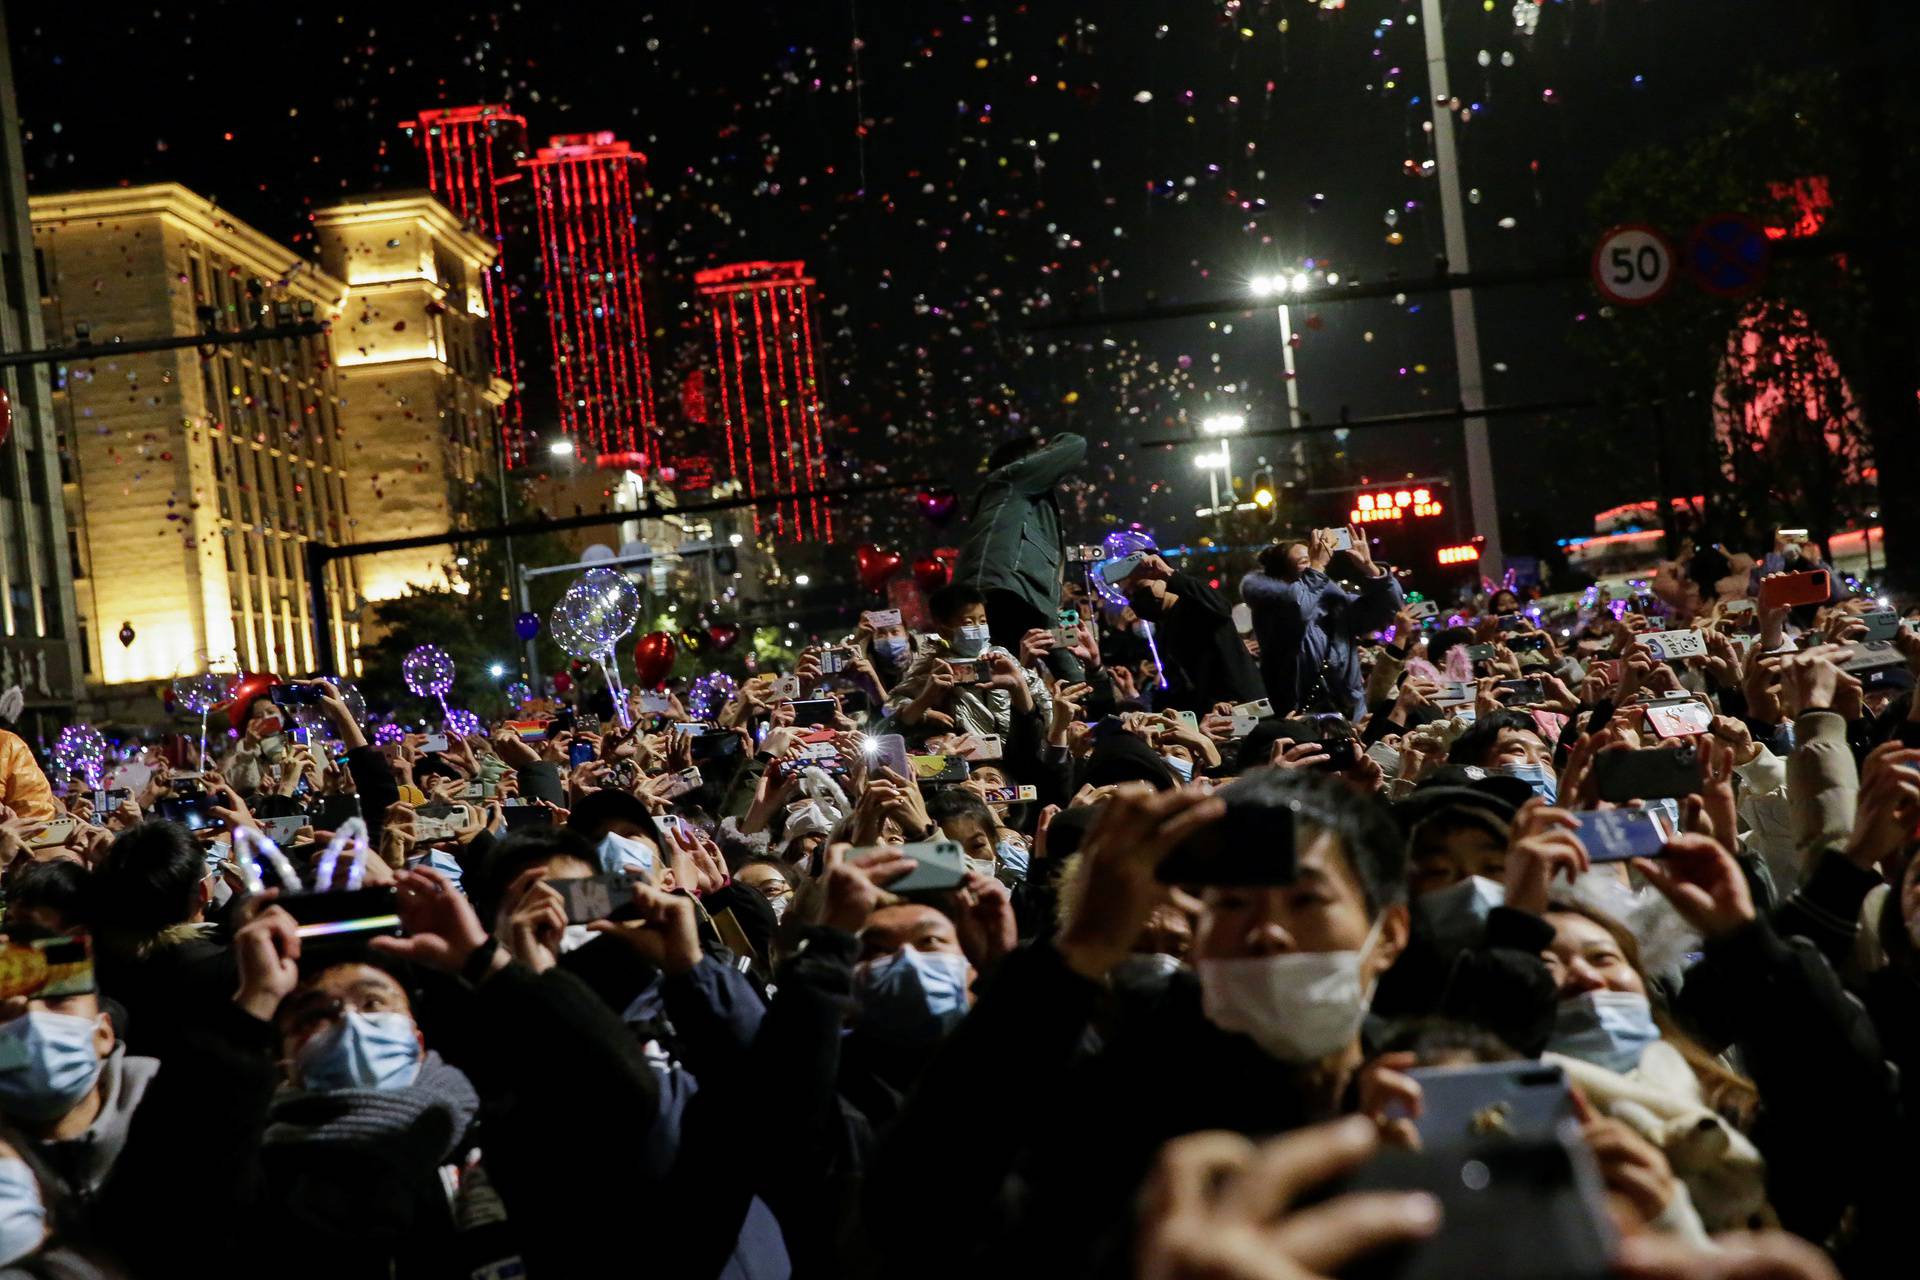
[
  {"xmin": 1199, "ymin": 413, "xmax": 1245, "ymax": 537},
  {"xmin": 1249, "ymin": 276, "xmax": 1309, "ymax": 473},
  {"xmin": 1420, "ymin": 0, "xmax": 1503, "ymax": 577}
]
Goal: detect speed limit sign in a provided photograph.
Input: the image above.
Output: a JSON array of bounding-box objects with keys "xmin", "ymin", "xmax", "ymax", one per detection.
[{"xmin": 1592, "ymin": 224, "xmax": 1676, "ymax": 306}]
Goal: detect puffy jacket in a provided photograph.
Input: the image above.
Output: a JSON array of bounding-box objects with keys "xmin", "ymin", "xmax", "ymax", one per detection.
[{"xmin": 0, "ymin": 730, "xmax": 54, "ymax": 819}]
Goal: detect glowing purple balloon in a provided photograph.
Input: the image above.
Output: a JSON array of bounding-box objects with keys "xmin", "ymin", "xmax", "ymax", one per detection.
[
  {"xmin": 445, "ymin": 708, "xmax": 483, "ymax": 739},
  {"xmin": 403, "ymin": 645, "xmax": 455, "ymax": 699},
  {"xmin": 54, "ymin": 724, "xmax": 106, "ymax": 788}
]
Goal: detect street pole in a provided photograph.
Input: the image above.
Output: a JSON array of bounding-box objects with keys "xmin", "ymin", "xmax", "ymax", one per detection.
[
  {"xmin": 1421, "ymin": 0, "xmax": 1504, "ymax": 578},
  {"xmin": 1277, "ymin": 301, "xmax": 1304, "ymax": 475}
]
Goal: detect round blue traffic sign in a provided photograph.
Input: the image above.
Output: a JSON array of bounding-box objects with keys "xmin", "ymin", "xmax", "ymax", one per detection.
[{"xmin": 1686, "ymin": 213, "xmax": 1771, "ymax": 296}]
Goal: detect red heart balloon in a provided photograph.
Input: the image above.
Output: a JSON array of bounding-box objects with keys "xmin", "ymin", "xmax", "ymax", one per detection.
[
  {"xmin": 552, "ymin": 672, "xmax": 573, "ymax": 695},
  {"xmin": 632, "ymin": 631, "xmax": 678, "ymax": 689},
  {"xmin": 219, "ymin": 672, "xmax": 281, "ymax": 732},
  {"xmin": 855, "ymin": 543, "xmax": 903, "ymax": 593},
  {"xmin": 707, "ymin": 623, "xmax": 740, "ymax": 652},
  {"xmin": 912, "ymin": 555, "xmax": 952, "ymax": 592}
]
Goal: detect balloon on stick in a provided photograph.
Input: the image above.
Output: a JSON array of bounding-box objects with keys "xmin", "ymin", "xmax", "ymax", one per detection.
[
  {"xmin": 54, "ymin": 724, "xmax": 105, "ymax": 790},
  {"xmin": 403, "ymin": 644, "xmax": 457, "ymax": 724}
]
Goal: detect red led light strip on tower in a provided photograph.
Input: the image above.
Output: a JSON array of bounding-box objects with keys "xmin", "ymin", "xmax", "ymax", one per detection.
[
  {"xmin": 519, "ymin": 133, "xmax": 656, "ymax": 462},
  {"xmin": 695, "ymin": 261, "xmax": 834, "ymax": 541}
]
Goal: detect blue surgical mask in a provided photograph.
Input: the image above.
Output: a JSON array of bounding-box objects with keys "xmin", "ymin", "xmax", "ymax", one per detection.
[
  {"xmin": 950, "ymin": 624, "xmax": 992, "ymax": 659},
  {"xmin": 0, "ymin": 1159, "xmax": 44, "ymax": 1267},
  {"xmin": 598, "ymin": 830, "xmax": 656, "ymax": 877},
  {"xmin": 875, "ymin": 635, "xmax": 910, "ymax": 667},
  {"xmin": 995, "ymin": 837, "xmax": 1030, "ymax": 883},
  {"xmin": 1413, "ymin": 875, "xmax": 1506, "ymax": 955},
  {"xmin": 1161, "ymin": 754, "xmax": 1194, "ymax": 782},
  {"xmin": 0, "ymin": 1011, "xmax": 105, "ymax": 1124},
  {"xmin": 1548, "ymin": 990, "xmax": 1661, "ymax": 1074},
  {"xmin": 1499, "ymin": 761, "xmax": 1558, "ymax": 804},
  {"xmin": 854, "ymin": 948, "xmax": 970, "ymax": 1044},
  {"xmin": 296, "ymin": 1011, "xmax": 423, "ymax": 1093}
]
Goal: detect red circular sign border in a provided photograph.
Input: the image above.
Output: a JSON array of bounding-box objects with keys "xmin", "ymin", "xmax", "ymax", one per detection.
[{"xmin": 1591, "ymin": 222, "xmax": 1677, "ymax": 307}]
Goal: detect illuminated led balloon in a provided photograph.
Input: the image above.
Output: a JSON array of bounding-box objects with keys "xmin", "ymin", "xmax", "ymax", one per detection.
[
  {"xmin": 55, "ymin": 724, "xmax": 106, "ymax": 788},
  {"xmin": 326, "ymin": 677, "xmax": 369, "ymax": 726},
  {"xmin": 170, "ymin": 673, "xmax": 227, "ymax": 716},
  {"xmin": 1090, "ymin": 528, "xmax": 1159, "ymax": 608},
  {"xmin": 547, "ymin": 591, "xmax": 603, "ymax": 661},
  {"xmin": 403, "ymin": 645, "xmax": 456, "ymax": 699},
  {"xmin": 564, "ymin": 567, "xmax": 642, "ymax": 648},
  {"xmin": 688, "ymin": 671, "xmax": 737, "ymax": 721},
  {"xmin": 372, "ymin": 723, "xmax": 406, "ymax": 747},
  {"xmin": 504, "ymin": 680, "xmax": 532, "ymax": 707},
  {"xmin": 445, "ymin": 708, "xmax": 483, "ymax": 739}
]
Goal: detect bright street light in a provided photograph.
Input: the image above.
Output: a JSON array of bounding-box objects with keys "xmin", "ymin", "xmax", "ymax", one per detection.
[
  {"xmin": 488, "ymin": 662, "xmax": 505, "ymax": 678},
  {"xmin": 1201, "ymin": 413, "xmax": 1245, "ymax": 435},
  {"xmin": 548, "ymin": 439, "xmax": 575, "ymax": 457},
  {"xmin": 1290, "ymin": 271, "xmax": 1311, "ymax": 293},
  {"xmin": 1192, "ymin": 452, "xmax": 1229, "ymax": 471},
  {"xmin": 1248, "ymin": 275, "xmax": 1283, "ymax": 298},
  {"xmin": 794, "ymin": 574, "xmax": 811, "ymax": 586},
  {"xmin": 728, "ymin": 532, "xmax": 744, "ymax": 545}
]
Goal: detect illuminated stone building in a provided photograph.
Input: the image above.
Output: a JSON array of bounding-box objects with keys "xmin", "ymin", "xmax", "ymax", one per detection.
[
  {"xmin": 31, "ymin": 184, "xmax": 359, "ymax": 687},
  {"xmin": 312, "ymin": 192, "xmax": 508, "ymax": 603}
]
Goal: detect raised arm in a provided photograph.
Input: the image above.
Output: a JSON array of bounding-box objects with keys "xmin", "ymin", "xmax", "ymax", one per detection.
[{"xmin": 998, "ymin": 432, "xmax": 1087, "ymax": 495}]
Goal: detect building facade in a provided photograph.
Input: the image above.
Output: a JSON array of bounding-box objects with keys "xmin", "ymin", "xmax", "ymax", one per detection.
[
  {"xmin": 0, "ymin": 4, "xmax": 82, "ymax": 730},
  {"xmin": 31, "ymin": 184, "xmax": 360, "ymax": 688},
  {"xmin": 312, "ymin": 192, "xmax": 508, "ymax": 604}
]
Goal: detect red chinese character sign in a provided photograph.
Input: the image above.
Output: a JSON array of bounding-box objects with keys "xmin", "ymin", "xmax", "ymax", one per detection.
[
  {"xmin": 401, "ymin": 104, "xmax": 530, "ymax": 466},
  {"xmin": 1350, "ymin": 486, "xmax": 1444, "ymax": 525},
  {"xmin": 522, "ymin": 133, "xmax": 659, "ymax": 463},
  {"xmin": 695, "ymin": 261, "xmax": 834, "ymax": 542}
]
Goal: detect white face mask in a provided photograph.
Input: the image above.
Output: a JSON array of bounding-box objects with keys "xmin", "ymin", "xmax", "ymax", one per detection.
[
  {"xmin": 951, "ymin": 624, "xmax": 992, "ymax": 659},
  {"xmin": 1196, "ymin": 917, "xmax": 1383, "ymax": 1064}
]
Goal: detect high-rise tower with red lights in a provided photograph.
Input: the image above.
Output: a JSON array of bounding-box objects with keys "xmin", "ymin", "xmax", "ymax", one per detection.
[
  {"xmin": 521, "ymin": 132, "xmax": 657, "ymax": 467},
  {"xmin": 694, "ymin": 260, "xmax": 832, "ymax": 541},
  {"xmin": 399, "ymin": 105, "xmax": 529, "ymax": 466}
]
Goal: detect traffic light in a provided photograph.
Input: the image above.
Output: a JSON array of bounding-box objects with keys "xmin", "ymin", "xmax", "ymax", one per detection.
[{"xmin": 1251, "ymin": 469, "xmax": 1275, "ymax": 509}]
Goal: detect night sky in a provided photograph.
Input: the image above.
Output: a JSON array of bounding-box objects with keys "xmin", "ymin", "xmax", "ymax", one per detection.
[{"xmin": 5, "ymin": 0, "xmax": 1871, "ymax": 562}]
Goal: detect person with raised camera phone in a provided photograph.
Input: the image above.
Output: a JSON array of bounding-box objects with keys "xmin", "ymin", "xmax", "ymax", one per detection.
[{"xmin": 1241, "ymin": 524, "xmax": 1405, "ymax": 720}]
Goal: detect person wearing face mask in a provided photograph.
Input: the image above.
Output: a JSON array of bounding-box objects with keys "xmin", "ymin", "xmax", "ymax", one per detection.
[
  {"xmin": 954, "ymin": 431, "xmax": 1087, "ymax": 682},
  {"xmin": 858, "ymin": 616, "xmax": 919, "ymax": 695},
  {"xmin": 1447, "ymin": 710, "xmax": 1560, "ymax": 803},
  {"xmin": 0, "ymin": 932, "xmax": 278, "ymax": 1276},
  {"xmin": 1370, "ymin": 785, "xmax": 1567, "ymax": 1057},
  {"xmin": 256, "ymin": 950, "xmax": 482, "ymax": 1273},
  {"xmin": 735, "ymin": 858, "xmax": 797, "ymax": 924},
  {"xmin": 869, "ymin": 772, "xmax": 1409, "ymax": 1279},
  {"xmin": 888, "ymin": 585, "xmax": 1050, "ymax": 743}
]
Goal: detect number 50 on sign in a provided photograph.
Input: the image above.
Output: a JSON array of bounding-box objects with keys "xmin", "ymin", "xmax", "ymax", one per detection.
[{"xmin": 1592, "ymin": 224, "xmax": 1676, "ymax": 306}]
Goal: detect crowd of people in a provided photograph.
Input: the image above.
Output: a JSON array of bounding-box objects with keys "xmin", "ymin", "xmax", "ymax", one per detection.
[{"xmin": 0, "ymin": 431, "xmax": 1904, "ymax": 1278}]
